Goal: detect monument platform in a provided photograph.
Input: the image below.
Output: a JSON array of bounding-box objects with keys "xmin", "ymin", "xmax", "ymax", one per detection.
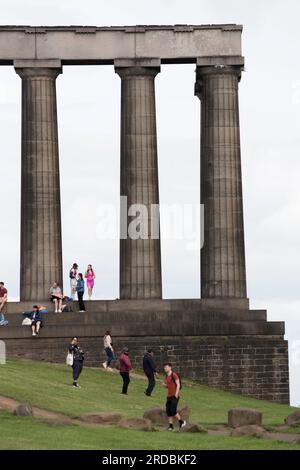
[{"xmin": 0, "ymin": 299, "xmax": 289, "ymax": 404}]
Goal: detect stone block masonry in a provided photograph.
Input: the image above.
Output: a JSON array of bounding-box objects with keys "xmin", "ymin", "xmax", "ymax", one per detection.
[{"xmin": 3, "ymin": 334, "xmax": 289, "ymax": 404}]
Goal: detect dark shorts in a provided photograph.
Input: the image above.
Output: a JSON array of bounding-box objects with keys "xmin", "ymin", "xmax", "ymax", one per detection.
[{"xmin": 166, "ymin": 396, "xmax": 180, "ymax": 417}]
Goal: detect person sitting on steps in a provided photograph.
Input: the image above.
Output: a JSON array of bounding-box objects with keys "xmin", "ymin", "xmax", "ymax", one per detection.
[
  {"xmin": 49, "ymin": 281, "xmax": 63, "ymax": 313},
  {"xmin": 30, "ymin": 305, "xmax": 44, "ymax": 337},
  {"xmin": 0, "ymin": 282, "xmax": 8, "ymax": 314}
]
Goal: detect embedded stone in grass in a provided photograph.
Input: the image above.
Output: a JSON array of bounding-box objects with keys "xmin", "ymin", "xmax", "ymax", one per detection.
[
  {"xmin": 180, "ymin": 423, "xmax": 207, "ymax": 433},
  {"xmin": 14, "ymin": 403, "xmax": 33, "ymax": 417},
  {"xmin": 118, "ymin": 418, "xmax": 154, "ymax": 431},
  {"xmin": 81, "ymin": 411, "xmax": 122, "ymax": 425},
  {"xmin": 143, "ymin": 406, "xmax": 190, "ymax": 425},
  {"xmin": 284, "ymin": 411, "xmax": 300, "ymax": 427},
  {"xmin": 228, "ymin": 408, "xmax": 262, "ymax": 428},
  {"xmin": 230, "ymin": 425, "xmax": 265, "ymax": 438}
]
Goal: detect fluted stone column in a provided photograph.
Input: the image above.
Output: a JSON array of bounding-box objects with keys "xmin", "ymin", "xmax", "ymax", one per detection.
[
  {"xmin": 15, "ymin": 60, "xmax": 63, "ymax": 301},
  {"xmin": 115, "ymin": 59, "xmax": 162, "ymax": 299},
  {"xmin": 195, "ymin": 57, "xmax": 247, "ymax": 298}
]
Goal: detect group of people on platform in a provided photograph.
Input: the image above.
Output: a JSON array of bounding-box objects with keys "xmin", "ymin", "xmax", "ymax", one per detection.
[
  {"xmin": 49, "ymin": 263, "xmax": 96, "ymax": 313},
  {"xmin": 68, "ymin": 333, "xmax": 186, "ymax": 431},
  {"xmin": 0, "ymin": 263, "xmax": 96, "ymax": 316}
]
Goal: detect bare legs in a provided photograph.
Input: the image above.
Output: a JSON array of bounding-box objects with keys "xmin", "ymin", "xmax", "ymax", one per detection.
[
  {"xmin": 54, "ymin": 297, "xmax": 62, "ymax": 312},
  {"xmin": 31, "ymin": 321, "xmax": 41, "ymax": 336},
  {"xmin": 88, "ymin": 287, "xmax": 93, "ymax": 300}
]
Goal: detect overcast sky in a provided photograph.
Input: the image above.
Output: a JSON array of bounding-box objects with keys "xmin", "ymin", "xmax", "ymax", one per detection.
[{"xmin": 0, "ymin": 0, "xmax": 300, "ymax": 405}]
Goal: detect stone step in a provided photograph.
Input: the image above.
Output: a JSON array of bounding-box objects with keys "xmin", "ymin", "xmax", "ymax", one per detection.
[
  {"xmin": 3, "ymin": 297, "xmax": 250, "ymax": 314},
  {"xmin": 2, "ymin": 309, "xmax": 267, "ymax": 326},
  {"xmin": 0, "ymin": 319, "xmax": 285, "ymax": 338}
]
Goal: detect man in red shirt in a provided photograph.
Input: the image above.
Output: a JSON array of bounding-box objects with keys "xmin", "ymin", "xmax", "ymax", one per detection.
[
  {"xmin": 0, "ymin": 282, "xmax": 8, "ymax": 313},
  {"xmin": 163, "ymin": 362, "xmax": 186, "ymax": 431},
  {"xmin": 119, "ymin": 347, "xmax": 132, "ymax": 395}
]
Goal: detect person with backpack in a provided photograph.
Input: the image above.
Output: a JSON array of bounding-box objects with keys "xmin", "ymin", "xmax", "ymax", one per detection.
[
  {"xmin": 119, "ymin": 347, "xmax": 132, "ymax": 395},
  {"xmin": 69, "ymin": 263, "xmax": 79, "ymax": 300},
  {"xmin": 76, "ymin": 273, "xmax": 86, "ymax": 312},
  {"xmin": 143, "ymin": 349, "xmax": 158, "ymax": 397},
  {"xmin": 163, "ymin": 362, "xmax": 186, "ymax": 431},
  {"xmin": 68, "ymin": 336, "xmax": 84, "ymax": 388}
]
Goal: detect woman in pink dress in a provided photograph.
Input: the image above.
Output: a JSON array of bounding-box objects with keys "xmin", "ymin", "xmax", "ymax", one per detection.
[{"xmin": 85, "ymin": 264, "xmax": 96, "ymax": 300}]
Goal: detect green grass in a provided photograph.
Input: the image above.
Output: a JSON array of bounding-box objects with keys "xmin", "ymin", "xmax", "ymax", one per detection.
[
  {"xmin": 1, "ymin": 410, "xmax": 299, "ymax": 450},
  {"xmin": 0, "ymin": 358, "xmax": 298, "ymax": 450}
]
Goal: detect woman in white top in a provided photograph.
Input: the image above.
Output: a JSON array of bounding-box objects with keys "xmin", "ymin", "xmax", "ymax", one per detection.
[
  {"xmin": 49, "ymin": 282, "xmax": 63, "ymax": 313},
  {"xmin": 69, "ymin": 263, "xmax": 79, "ymax": 300},
  {"xmin": 103, "ymin": 330, "xmax": 115, "ymax": 371}
]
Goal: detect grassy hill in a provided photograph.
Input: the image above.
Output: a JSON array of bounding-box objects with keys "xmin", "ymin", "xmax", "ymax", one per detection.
[{"xmin": 0, "ymin": 358, "xmax": 298, "ymax": 450}]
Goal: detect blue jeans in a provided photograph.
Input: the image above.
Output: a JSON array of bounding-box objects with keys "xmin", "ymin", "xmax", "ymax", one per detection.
[{"xmin": 105, "ymin": 347, "xmax": 115, "ymax": 367}]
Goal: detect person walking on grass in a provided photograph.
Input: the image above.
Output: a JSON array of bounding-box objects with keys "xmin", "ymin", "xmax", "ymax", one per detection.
[
  {"xmin": 68, "ymin": 336, "xmax": 84, "ymax": 388},
  {"xmin": 119, "ymin": 347, "xmax": 132, "ymax": 395},
  {"xmin": 76, "ymin": 273, "xmax": 86, "ymax": 312},
  {"xmin": 102, "ymin": 330, "xmax": 115, "ymax": 371},
  {"xmin": 163, "ymin": 363, "xmax": 186, "ymax": 431},
  {"xmin": 143, "ymin": 349, "xmax": 158, "ymax": 397},
  {"xmin": 0, "ymin": 282, "xmax": 8, "ymax": 313},
  {"xmin": 69, "ymin": 263, "xmax": 79, "ymax": 300},
  {"xmin": 85, "ymin": 264, "xmax": 96, "ymax": 300}
]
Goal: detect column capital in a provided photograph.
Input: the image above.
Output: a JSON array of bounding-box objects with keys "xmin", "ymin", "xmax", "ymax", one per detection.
[
  {"xmin": 14, "ymin": 59, "xmax": 62, "ymax": 79},
  {"xmin": 114, "ymin": 58, "xmax": 160, "ymax": 78},
  {"xmin": 195, "ymin": 56, "xmax": 244, "ymax": 99}
]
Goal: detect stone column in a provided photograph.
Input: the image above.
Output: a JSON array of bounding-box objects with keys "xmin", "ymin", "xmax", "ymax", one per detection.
[
  {"xmin": 195, "ymin": 57, "xmax": 247, "ymax": 298},
  {"xmin": 15, "ymin": 60, "xmax": 63, "ymax": 301},
  {"xmin": 115, "ymin": 59, "xmax": 162, "ymax": 299}
]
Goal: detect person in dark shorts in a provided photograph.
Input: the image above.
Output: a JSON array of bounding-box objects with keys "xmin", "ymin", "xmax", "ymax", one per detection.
[
  {"xmin": 143, "ymin": 349, "xmax": 158, "ymax": 397},
  {"xmin": 68, "ymin": 336, "xmax": 84, "ymax": 388},
  {"xmin": 30, "ymin": 305, "xmax": 43, "ymax": 337},
  {"xmin": 119, "ymin": 347, "xmax": 132, "ymax": 395},
  {"xmin": 163, "ymin": 363, "xmax": 186, "ymax": 431}
]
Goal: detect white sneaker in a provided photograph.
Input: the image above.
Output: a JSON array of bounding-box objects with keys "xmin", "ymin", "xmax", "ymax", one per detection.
[
  {"xmin": 102, "ymin": 362, "xmax": 107, "ymax": 369},
  {"xmin": 58, "ymin": 310, "xmax": 62, "ymax": 313},
  {"xmin": 32, "ymin": 332, "xmax": 36, "ymax": 336}
]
